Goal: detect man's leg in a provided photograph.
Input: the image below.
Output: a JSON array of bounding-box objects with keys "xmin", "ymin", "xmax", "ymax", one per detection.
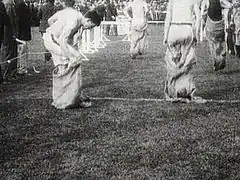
[
  {"xmin": 236, "ymin": 34, "xmax": 240, "ymax": 58},
  {"xmin": 212, "ymin": 41, "xmax": 226, "ymax": 70},
  {"xmin": 208, "ymin": 39, "xmax": 222, "ymax": 71},
  {"xmin": 113, "ymin": 24, "xmax": 118, "ymax": 36},
  {"xmin": 130, "ymin": 29, "xmax": 140, "ymax": 59},
  {"xmin": 41, "ymin": 32, "xmax": 52, "ymax": 61},
  {"xmin": 138, "ymin": 31, "xmax": 147, "ymax": 55},
  {"xmin": 227, "ymin": 33, "xmax": 235, "ymax": 55},
  {"xmin": 105, "ymin": 24, "xmax": 110, "ymax": 36},
  {"xmin": 236, "ymin": 45, "xmax": 240, "ymax": 57},
  {"xmin": 219, "ymin": 41, "xmax": 226, "ymax": 70}
]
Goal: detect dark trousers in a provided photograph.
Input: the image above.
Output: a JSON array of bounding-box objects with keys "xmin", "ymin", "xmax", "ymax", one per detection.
[
  {"xmin": 227, "ymin": 32, "xmax": 235, "ymax": 55},
  {"xmin": 41, "ymin": 32, "xmax": 51, "ymax": 61},
  {"xmin": 236, "ymin": 45, "xmax": 240, "ymax": 57},
  {"xmin": 105, "ymin": 24, "xmax": 118, "ymax": 36}
]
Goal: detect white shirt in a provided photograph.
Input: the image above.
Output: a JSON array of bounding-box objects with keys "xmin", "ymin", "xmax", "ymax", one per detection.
[{"xmin": 125, "ymin": 0, "xmax": 148, "ymax": 26}]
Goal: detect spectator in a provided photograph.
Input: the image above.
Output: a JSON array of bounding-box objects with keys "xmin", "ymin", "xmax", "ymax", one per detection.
[
  {"xmin": 31, "ymin": 2, "xmax": 40, "ymax": 27},
  {"xmin": 79, "ymin": 1, "xmax": 90, "ymax": 15},
  {"xmin": 38, "ymin": 0, "xmax": 56, "ymax": 61},
  {"xmin": 116, "ymin": 2, "xmax": 125, "ymax": 15},
  {"xmin": 232, "ymin": 1, "xmax": 240, "ymax": 57},
  {"xmin": 15, "ymin": 0, "xmax": 32, "ymax": 74},
  {"xmin": 94, "ymin": 2, "xmax": 106, "ymax": 21},
  {"xmin": 0, "ymin": 0, "xmax": 7, "ymax": 48},
  {"xmin": 104, "ymin": 0, "xmax": 118, "ymax": 36},
  {"xmin": 54, "ymin": 0, "xmax": 63, "ymax": 11},
  {"xmin": 16, "ymin": 0, "xmax": 31, "ymax": 42},
  {"xmin": 226, "ymin": 5, "xmax": 235, "ymax": 56},
  {"xmin": 1, "ymin": 0, "xmax": 18, "ymax": 82},
  {"xmin": 0, "ymin": 0, "xmax": 7, "ymax": 82}
]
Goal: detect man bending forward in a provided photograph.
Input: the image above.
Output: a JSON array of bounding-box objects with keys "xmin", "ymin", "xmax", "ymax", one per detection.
[{"xmin": 43, "ymin": 0, "xmax": 101, "ymax": 109}]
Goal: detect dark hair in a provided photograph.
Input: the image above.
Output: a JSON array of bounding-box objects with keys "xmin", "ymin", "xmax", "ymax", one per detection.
[
  {"xmin": 84, "ymin": 10, "xmax": 102, "ymax": 26},
  {"xmin": 61, "ymin": 0, "xmax": 75, "ymax": 7},
  {"xmin": 46, "ymin": 0, "xmax": 55, "ymax": 4}
]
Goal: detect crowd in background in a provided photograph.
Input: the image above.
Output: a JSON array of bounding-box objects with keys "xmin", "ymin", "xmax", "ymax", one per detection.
[
  {"xmin": 33, "ymin": 0, "xmax": 168, "ymax": 25},
  {"xmin": 1, "ymin": 0, "xmax": 240, "ymax": 84},
  {"xmin": 0, "ymin": 0, "xmax": 168, "ymax": 84},
  {"xmin": 0, "ymin": 0, "xmax": 33, "ymax": 83},
  {"xmin": 226, "ymin": 0, "xmax": 240, "ymax": 57}
]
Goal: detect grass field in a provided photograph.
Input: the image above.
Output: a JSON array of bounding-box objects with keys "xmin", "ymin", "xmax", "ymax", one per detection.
[{"xmin": 0, "ymin": 25, "xmax": 240, "ymax": 180}]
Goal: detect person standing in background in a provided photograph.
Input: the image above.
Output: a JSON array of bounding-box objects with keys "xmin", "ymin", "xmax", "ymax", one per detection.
[
  {"xmin": 232, "ymin": 1, "xmax": 240, "ymax": 57},
  {"xmin": 124, "ymin": 0, "xmax": 149, "ymax": 59},
  {"xmin": 204, "ymin": 0, "xmax": 232, "ymax": 71},
  {"xmin": 16, "ymin": 0, "xmax": 31, "ymax": 43},
  {"xmin": 30, "ymin": 2, "xmax": 40, "ymax": 27},
  {"xmin": 38, "ymin": 0, "xmax": 56, "ymax": 61},
  {"xmin": 225, "ymin": 2, "xmax": 236, "ymax": 56},
  {"xmin": 104, "ymin": 0, "xmax": 118, "ymax": 36},
  {"xmin": 15, "ymin": 0, "xmax": 32, "ymax": 74},
  {"xmin": 1, "ymin": 0, "xmax": 18, "ymax": 82},
  {"xmin": 0, "ymin": 0, "xmax": 7, "ymax": 48},
  {"xmin": 0, "ymin": 0, "xmax": 7, "ymax": 82}
]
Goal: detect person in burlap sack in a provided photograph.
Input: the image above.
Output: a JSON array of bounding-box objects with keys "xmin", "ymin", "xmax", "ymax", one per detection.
[
  {"xmin": 163, "ymin": 0, "xmax": 202, "ymax": 103},
  {"xmin": 43, "ymin": 0, "xmax": 102, "ymax": 109},
  {"xmin": 204, "ymin": 0, "xmax": 232, "ymax": 71}
]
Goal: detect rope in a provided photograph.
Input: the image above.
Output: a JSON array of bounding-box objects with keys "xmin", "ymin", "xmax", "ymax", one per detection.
[
  {"xmin": 3, "ymin": 95, "xmax": 240, "ymax": 104},
  {"xmin": 0, "ymin": 53, "xmax": 27, "ymax": 65},
  {"xmin": 0, "ymin": 52, "xmax": 90, "ymax": 66},
  {"xmin": 92, "ymin": 97, "xmax": 240, "ymax": 104}
]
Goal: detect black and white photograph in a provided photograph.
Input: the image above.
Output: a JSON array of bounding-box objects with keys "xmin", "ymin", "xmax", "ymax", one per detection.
[{"xmin": 0, "ymin": 0, "xmax": 240, "ymax": 179}]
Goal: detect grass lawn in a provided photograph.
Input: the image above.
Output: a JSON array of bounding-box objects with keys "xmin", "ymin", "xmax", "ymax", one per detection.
[{"xmin": 0, "ymin": 25, "xmax": 240, "ymax": 180}]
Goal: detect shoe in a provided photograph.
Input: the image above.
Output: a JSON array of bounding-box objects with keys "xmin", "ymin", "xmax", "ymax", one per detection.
[
  {"xmin": 229, "ymin": 50, "xmax": 235, "ymax": 56},
  {"xmin": 44, "ymin": 53, "xmax": 52, "ymax": 61},
  {"xmin": 79, "ymin": 95, "xmax": 92, "ymax": 108},
  {"xmin": 131, "ymin": 54, "xmax": 136, "ymax": 59},
  {"xmin": 231, "ymin": 51, "xmax": 235, "ymax": 56},
  {"xmin": 219, "ymin": 59, "xmax": 226, "ymax": 70},
  {"xmin": 17, "ymin": 66, "xmax": 28, "ymax": 75},
  {"xmin": 213, "ymin": 61, "xmax": 220, "ymax": 71},
  {"xmin": 138, "ymin": 52, "xmax": 143, "ymax": 56}
]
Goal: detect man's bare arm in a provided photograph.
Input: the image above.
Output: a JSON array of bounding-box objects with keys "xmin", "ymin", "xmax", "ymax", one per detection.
[
  {"xmin": 193, "ymin": 3, "xmax": 201, "ymax": 43},
  {"xmin": 48, "ymin": 12, "xmax": 59, "ymax": 26},
  {"xmin": 220, "ymin": 0, "xmax": 233, "ymax": 9},
  {"xmin": 123, "ymin": 3, "xmax": 133, "ymax": 19},
  {"xmin": 144, "ymin": 2, "xmax": 149, "ymax": 17},
  {"xmin": 163, "ymin": 0, "xmax": 172, "ymax": 44}
]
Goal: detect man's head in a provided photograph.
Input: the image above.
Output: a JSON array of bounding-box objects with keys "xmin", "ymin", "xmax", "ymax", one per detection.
[
  {"xmin": 46, "ymin": 0, "xmax": 54, "ymax": 4},
  {"xmin": 60, "ymin": 0, "xmax": 75, "ymax": 7},
  {"xmin": 83, "ymin": 10, "xmax": 102, "ymax": 29}
]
